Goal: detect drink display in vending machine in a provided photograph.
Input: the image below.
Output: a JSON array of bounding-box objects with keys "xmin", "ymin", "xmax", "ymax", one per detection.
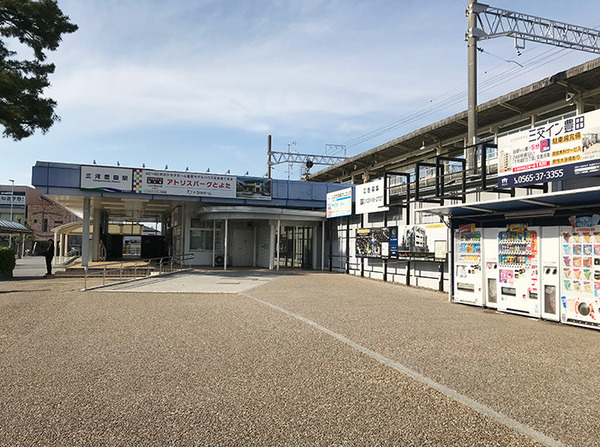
[
  {"xmin": 497, "ymin": 225, "xmax": 541, "ymax": 317},
  {"xmin": 454, "ymin": 225, "xmax": 484, "ymax": 306},
  {"xmin": 559, "ymin": 225, "xmax": 600, "ymax": 329}
]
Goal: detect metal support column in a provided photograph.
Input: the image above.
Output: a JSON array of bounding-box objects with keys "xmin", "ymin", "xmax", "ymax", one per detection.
[
  {"xmin": 81, "ymin": 197, "xmax": 91, "ymax": 267},
  {"xmin": 224, "ymin": 218, "xmax": 228, "ymax": 271}
]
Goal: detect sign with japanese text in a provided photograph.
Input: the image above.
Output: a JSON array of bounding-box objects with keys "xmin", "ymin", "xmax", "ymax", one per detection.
[
  {"xmin": 80, "ymin": 166, "xmax": 133, "ymax": 192},
  {"xmin": 326, "ymin": 187, "xmax": 352, "ymax": 218},
  {"xmin": 355, "ymin": 179, "xmax": 389, "ymax": 214},
  {"xmin": 133, "ymin": 169, "xmax": 236, "ymax": 198},
  {"xmin": 498, "ymin": 109, "xmax": 600, "ymax": 188},
  {"xmin": 0, "ymin": 193, "xmax": 25, "ymax": 207},
  {"xmin": 458, "ymin": 223, "xmax": 476, "ymax": 234}
]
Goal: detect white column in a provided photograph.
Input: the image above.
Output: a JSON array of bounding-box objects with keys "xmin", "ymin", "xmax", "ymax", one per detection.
[
  {"xmin": 212, "ymin": 219, "xmax": 216, "ymax": 268},
  {"xmin": 82, "ymin": 197, "xmax": 91, "ymax": 267},
  {"xmin": 224, "ymin": 218, "xmax": 228, "ymax": 271},
  {"xmin": 91, "ymin": 208, "xmax": 101, "ymax": 262},
  {"xmin": 321, "ymin": 220, "xmax": 325, "ymax": 271},
  {"xmin": 276, "ymin": 219, "xmax": 280, "ymax": 271},
  {"xmin": 269, "ymin": 222, "xmax": 275, "ymax": 270},
  {"xmin": 253, "ymin": 226, "xmax": 257, "ymax": 267},
  {"xmin": 53, "ymin": 232, "xmax": 57, "ymax": 265},
  {"xmin": 60, "ymin": 233, "xmax": 66, "ymax": 263},
  {"xmin": 312, "ymin": 224, "xmax": 318, "ymax": 269}
]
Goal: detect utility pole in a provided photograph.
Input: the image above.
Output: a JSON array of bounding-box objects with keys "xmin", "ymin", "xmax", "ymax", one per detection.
[
  {"xmin": 8, "ymin": 179, "xmax": 14, "ymax": 249},
  {"xmin": 267, "ymin": 135, "xmax": 272, "ymax": 179},
  {"xmin": 466, "ymin": 1, "xmax": 600, "ymax": 178},
  {"xmin": 466, "ymin": 0, "xmax": 478, "ymax": 173}
]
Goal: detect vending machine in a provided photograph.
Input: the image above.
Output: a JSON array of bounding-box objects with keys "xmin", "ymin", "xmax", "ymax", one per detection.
[
  {"xmin": 483, "ymin": 228, "xmax": 499, "ymax": 309},
  {"xmin": 540, "ymin": 226, "xmax": 560, "ymax": 322},
  {"xmin": 497, "ymin": 224, "xmax": 541, "ymax": 317},
  {"xmin": 559, "ymin": 225, "xmax": 600, "ymax": 329},
  {"xmin": 454, "ymin": 225, "xmax": 484, "ymax": 306}
]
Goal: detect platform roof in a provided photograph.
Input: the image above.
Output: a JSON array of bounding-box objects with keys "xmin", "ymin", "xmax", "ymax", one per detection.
[
  {"xmin": 418, "ymin": 186, "xmax": 600, "ymax": 221},
  {"xmin": 308, "ymin": 57, "xmax": 600, "ymax": 183},
  {"xmin": 0, "ymin": 220, "xmax": 31, "ymax": 234}
]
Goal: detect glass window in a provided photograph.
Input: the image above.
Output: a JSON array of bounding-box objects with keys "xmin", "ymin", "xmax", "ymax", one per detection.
[
  {"xmin": 190, "ymin": 229, "xmax": 213, "ymax": 250},
  {"xmin": 190, "ymin": 219, "xmax": 222, "ymax": 251}
]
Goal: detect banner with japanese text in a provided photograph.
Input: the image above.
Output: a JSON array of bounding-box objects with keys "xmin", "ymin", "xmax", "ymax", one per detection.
[
  {"xmin": 355, "ymin": 179, "xmax": 389, "ymax": 214},
  {"xmin": 133, "ymin": 169, "xmax": 237, "ymax": 198},
  {"xmin": 326, "ymin": 187, "xmax": 352, "ymax": 218},
  {"xmin": 498, "ymin": 109, "xmax": 600, "ymax": 188},
  {"xmin": 80, "ymin": 166, "xmax": 133, "ymax": 192}
]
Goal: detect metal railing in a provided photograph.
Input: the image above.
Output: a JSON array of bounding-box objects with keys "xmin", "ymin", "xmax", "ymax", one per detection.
[{"xmin": 83, "ymin": 253, "xmax": 194, "ymax": 290}]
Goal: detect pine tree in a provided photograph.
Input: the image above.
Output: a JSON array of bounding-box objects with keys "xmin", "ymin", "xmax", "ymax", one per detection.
[{"xmin": 0, "ymin": 0, "xmax": 77, "ymax": 140}]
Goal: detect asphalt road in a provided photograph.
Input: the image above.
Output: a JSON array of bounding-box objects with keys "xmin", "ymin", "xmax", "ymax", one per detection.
[{"xmin": 0, "ymin": 270, "xmax": 597, "ymax": 446}]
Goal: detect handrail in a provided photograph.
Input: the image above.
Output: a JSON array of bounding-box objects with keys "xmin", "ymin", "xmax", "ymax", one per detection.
[{"xmin": 83, "ymin": 253, "xmax": 194, "ymax": 290}]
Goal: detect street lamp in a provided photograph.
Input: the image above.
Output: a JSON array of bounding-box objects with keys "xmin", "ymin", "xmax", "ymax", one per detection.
[{"xmin": 8, "ymin": 179, "xmax": 14, "ymax": 248}]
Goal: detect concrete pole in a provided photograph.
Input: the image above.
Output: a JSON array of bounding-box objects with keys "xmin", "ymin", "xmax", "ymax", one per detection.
[
  {"xmin": 267, "ymin": 135, "xmax": 272, "ymax": 179},
  {"xmin": 467, "ymin": 0, "xmax": 478, "ymax": 172},
  {"xmin": 82, "ymin": 197, "xmax": 91, "ymax": 267}
]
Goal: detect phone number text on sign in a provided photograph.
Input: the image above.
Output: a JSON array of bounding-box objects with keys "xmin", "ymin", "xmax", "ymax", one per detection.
[{"xmin": 512, "ymin": 168, "xmax": 564, "ymax": 185}]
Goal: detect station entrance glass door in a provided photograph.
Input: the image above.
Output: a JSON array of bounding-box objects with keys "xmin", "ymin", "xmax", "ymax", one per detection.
[{"xmin": 278, "ymin": 226, "xmax": 314, "ymax": 269}]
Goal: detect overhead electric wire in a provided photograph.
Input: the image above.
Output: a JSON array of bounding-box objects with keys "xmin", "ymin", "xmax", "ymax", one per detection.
[{"xmin": 343, "ymin": 31, "xmax": 599, "ymax": 150}]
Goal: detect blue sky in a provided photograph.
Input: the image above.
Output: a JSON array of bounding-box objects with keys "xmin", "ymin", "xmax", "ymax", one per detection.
[{"xmin": 4, "ymin": 0, "xmax": 599, "ymax": 185}]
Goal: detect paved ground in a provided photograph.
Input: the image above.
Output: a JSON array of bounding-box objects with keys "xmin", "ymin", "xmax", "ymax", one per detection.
[
  {"xmin": 12, "ymin": 255, "xmax": 65, "ymax": 278},
  {"xmin": 1, "ymin": 268, "xmax": 598, "ymax": 446},
  {"xmin": 99, "ymin": 270, "xmax": 280, "ymax": 293}
]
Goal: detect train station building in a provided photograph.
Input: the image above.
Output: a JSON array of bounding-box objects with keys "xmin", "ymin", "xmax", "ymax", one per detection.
[{"xmin": 32, "ymin": 162, "xmax": 347, "ymax": 270}]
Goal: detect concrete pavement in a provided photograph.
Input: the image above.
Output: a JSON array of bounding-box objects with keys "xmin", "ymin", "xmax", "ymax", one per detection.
[{"xmin": 0, "ymin": 270, "xmax": 596, "ymax": 446}]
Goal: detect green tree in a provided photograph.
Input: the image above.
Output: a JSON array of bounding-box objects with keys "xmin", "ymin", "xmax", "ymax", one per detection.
[{"xmin": 0, "ymin": 0, "xmax": 77, "ymax": 140}]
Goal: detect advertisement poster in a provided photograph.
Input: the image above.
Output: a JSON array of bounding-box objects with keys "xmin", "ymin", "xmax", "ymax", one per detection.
[
  {"xmin": 133, "ymin": 169, "xmax": 237, "ymax": 198},
  {"xmin": 355, "ymin": 227, "xmax": 390, "ymax": 258},
  {"xmin": 236, "ymin": 177, "xmax": 272, "ymax": 200},
  {"xmin": 80, "ymin": 166, "xmax": 133, "ymax": 192},
  {"xmin": 326, "ymin": 187, "xmax": 352, "ymax": 218},
  {"xmin": 389, "ymin": 226, "xmax": 399, "ymax": 258},
  {"xmin": 355, "ymin": 179, "xmax": 389, "ymax": 214},
  {"xmin": 498, "ymin": 109, "xmax": 600, "ymax": 188},
  {"xmin": 396, "ymin": 224, "xmax": 447, "ymax": 261}
]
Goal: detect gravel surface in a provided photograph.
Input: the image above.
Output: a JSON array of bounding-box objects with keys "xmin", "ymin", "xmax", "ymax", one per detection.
[{"xmin": 0, "ymin": 272, "xmax": 584, "ymax": 446}]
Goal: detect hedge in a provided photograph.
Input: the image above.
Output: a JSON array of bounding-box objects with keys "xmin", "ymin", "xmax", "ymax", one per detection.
[{"xmin": 0, "ymin": 247, "xmax": 16, "ymax": 278}]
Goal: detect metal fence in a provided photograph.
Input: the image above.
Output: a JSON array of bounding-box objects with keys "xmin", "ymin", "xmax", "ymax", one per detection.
[{"xmin": 83, "ymin": 253, "xmax": 194, "ymax": 290}]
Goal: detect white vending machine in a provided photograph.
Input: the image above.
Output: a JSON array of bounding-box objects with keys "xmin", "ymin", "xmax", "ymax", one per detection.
[
  {"xmin": 483, "ymin": 228, "xmax": 499, "ymax": 309},
  {"xmin": 497, "ymin": 225, "xmax": 541, "ymax": 317},
  {"xmin": 540, "ymin": 226, "xmax": 560, "ymax": 322},
  {"xmin": 559, "ymin": 225, "xmax": 600, "ymax": 329},
  {"xmin": 454, "ymin": 226, "xmax": 484, "ymax": 306}
]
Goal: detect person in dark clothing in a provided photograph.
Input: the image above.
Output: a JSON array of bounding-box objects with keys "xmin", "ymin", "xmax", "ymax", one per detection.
[{"xmin": 44, "ymin": 239, "xmax": 54, "ymax": 276}]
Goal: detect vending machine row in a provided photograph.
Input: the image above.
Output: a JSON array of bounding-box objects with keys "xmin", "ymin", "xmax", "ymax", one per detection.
[{"xmin": 454, "ymin": 225, "xmax": 564, "ymax": 325}]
